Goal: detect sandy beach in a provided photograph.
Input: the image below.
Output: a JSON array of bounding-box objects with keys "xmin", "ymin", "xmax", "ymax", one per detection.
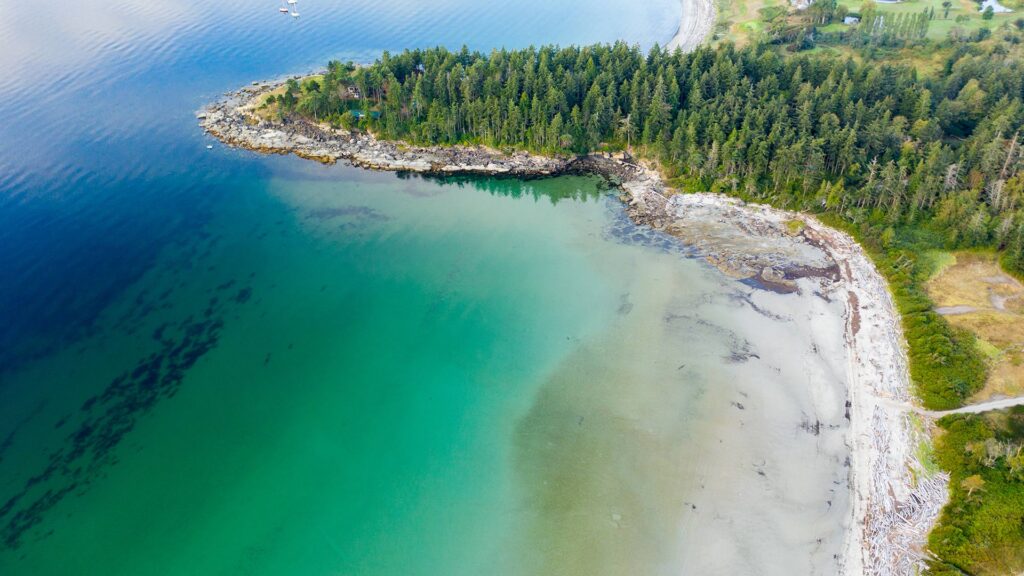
[
  {"xmin": 667, "ymin": 0, "xmax": 716, "ymax": 52},
  {"xmin": 201, "ymin": 76, "xmax": 948, "ymax": 574},
  {"xmin": 635, "ymin": 189, "xmax": 950, "ymax": 576},
  {"xmin": 813, "ymin": 219, "xmax": 949, "ymax": 576}
]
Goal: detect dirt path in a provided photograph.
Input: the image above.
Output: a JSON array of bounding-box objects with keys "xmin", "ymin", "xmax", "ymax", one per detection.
[{"xmin": 892, "ymin": 393, "xmax": 1024, "ymax": 416}]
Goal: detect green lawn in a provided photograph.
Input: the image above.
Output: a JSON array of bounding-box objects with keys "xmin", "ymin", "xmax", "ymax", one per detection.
[
  {"xmin": 715, "ymin": 0, "xmax": 785, "ymax": 44},
  {"xmin": 721, "ymin": 0, "xmax": 1018, "ymax": 44},
  {"xmin": 835, "ymin": 0, "xmax": 1016, "ymax": 41}
]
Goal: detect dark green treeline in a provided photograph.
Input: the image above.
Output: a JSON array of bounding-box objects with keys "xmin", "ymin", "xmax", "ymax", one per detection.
[
  {"xmin": 280, "ymin": 34, "xmax": 1024, "ymax": 574},
  {"xmin": 284, "ymin": 33, "xmax": 1024, "ymax": 410},
  {"xmin": 295, "ymin": 37, "xmax": 1023, "ymax": 266}
]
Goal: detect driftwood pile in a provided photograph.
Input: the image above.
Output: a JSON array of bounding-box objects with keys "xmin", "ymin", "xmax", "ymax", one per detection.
[
  {"xmin": 808, "ymin": 217, "xmax": 950, "ymax": 576},
  {"xmin": 862, "ymin": 408, "xmax": 950, "ymax": 575}
]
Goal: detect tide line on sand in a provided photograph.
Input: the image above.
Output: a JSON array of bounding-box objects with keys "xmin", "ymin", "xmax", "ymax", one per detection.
[
  {"xmin": 618, "ymin": 174, "xmax": 950, "ymax": 575},
  {"xmin": 801, "ymin": 211, "xmax": 949, "ymax": 576},
  {"xmin": 667, "ymin": 0, "xmax": 716, "ymax": 53},
  {"xmin": 200, "ymin": 75, "xmax": 948, "ymax": 574}
]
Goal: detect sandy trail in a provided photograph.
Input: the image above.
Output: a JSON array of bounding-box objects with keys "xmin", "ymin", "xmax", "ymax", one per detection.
[
  {"xmin": 667, "ymin": 0, "xmax": 716, "ymax": 52},
  {"xmin": 889, "ymin": 396, "xmax": 1024, "ymax": 417}
]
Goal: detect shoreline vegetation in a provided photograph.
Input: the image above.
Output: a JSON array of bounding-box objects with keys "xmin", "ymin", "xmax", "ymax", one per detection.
[
  {"xmin": 200, "ymin": 19, "xmax": 1024, "ymax": 576},
  {"xmin": 198, "ymin": 80, "xmax": 944, "ymax": 575}
]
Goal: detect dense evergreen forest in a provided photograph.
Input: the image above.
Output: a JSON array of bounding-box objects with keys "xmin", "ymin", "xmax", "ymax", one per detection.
[
  {"xmin": 275, "ymin": 29, "xmax": 1024, "ymax": 409},
  {"xmin": 268, "ymin": 27, "xmax": 1024, "ymax": 574},
  {"xmin": 286, "ymin": 33, "xmax": 1024, "ymax": 275}
]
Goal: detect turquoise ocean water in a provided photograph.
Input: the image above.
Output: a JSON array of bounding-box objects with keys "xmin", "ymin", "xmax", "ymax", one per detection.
[{"xmin": 0, "ymin": 1, "xmax": 851, "ymax": 574}]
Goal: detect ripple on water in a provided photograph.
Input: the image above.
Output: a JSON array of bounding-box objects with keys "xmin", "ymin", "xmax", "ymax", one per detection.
[{"xmin": 0, "ymin": 0, "xmax": 688, "ymax": 571}]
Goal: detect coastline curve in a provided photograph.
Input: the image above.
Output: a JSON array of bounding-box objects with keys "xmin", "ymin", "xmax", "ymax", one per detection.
[
  {"xmin": 199, "ymin": 77, "xmax": 946, "ymax": 575},
  {"xmin": 667, "ymin": 0, "xmax": 716, "ymax": 52}
]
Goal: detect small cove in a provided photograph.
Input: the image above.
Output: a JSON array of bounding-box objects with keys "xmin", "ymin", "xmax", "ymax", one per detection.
[
  {"xmin": 0, "ymin": 1, "xmax": 854, "ymax": 573},
  {"xmin": 1, "ymin": 166, "xmax": 852, "ymax": 575}
]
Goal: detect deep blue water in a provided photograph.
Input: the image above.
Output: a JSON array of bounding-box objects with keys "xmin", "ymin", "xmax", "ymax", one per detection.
[
  {"xmin": 0, "ymin": 0, "xmax": 679, "ymax": 372},
  {"xmin": 0, "ymin": 5, "xmax": 860, "ymax": 575}
]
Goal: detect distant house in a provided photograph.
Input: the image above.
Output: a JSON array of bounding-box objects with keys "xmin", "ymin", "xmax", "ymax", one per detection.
[
  {"xmin": 844, "ymin": 15, "xmax": 861, "ymax": 24},
  {"xmin": 346, "ymin": 86, "xmax": 362, "ymax": 100},
  {"xmin": 979, "ymin": 0, "xmax": 1012, "ymax": 13}
]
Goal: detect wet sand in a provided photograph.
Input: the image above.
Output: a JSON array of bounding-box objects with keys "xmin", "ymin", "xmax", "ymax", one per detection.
[
  {"xmin": 667, "ymin": 0, "xmax": 716, "ymax": 52},
  {"xmin": 643, "ymin": 192, "xmax": 948, "ymax": 576},
  {"xmin": 201, "ymin": 76, "xmax": 946, "ymax": 571},
  {"xmin": 511, "ymin": 211, "xmax": 852, "ymax": 575}
]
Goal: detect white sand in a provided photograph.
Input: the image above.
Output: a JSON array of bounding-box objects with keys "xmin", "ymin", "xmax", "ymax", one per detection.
[
  {"xmin": 799, "ymin": 215, "xmax": 949, "ymax": 576},
  {"xmin": 624, "ymin": 181, "xmax": 951, "ymax": 575},
  {"xmin": 667, "ymin": 0, "xmax": 716, "ymax": 52}
]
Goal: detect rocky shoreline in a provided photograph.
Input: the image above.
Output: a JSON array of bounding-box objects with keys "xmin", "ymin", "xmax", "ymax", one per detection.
[
  {"xmin": 198, "ymin": 81, "xmax": 838, "ymax": 293},
  {"xmin": 200, "ymin": 80, "xmax": 947, "ymax": 575},
  {"xmin": 198, "ymin": 81, "xmax": 568, "ymax": 176}
]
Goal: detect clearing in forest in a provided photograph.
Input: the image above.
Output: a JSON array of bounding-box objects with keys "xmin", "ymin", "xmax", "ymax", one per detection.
[{"xmin": 926, "ymin": 251, "xmax": 1024, "ymax": 402}]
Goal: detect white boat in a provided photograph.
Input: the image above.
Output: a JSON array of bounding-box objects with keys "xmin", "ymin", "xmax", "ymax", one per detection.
[
  {"xmin": 279, "ymin": 7, "xmax": 288, "ymax": 12},
  {"xmin": 287, "ymin": 0, "xmax": 297, "ymax": 4},
  {"xmin": 290, "ymin": 10, "xmax": 300, "ymax": 17}
]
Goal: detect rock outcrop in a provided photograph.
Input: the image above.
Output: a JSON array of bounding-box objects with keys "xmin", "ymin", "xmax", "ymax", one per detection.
[
  {"xmin": 198, "ymin": 81, "xmax": 840, "ymax": 295},
  {"xmin": 198, "ymin": 83, "xmax": 568, "ymax": 176}
]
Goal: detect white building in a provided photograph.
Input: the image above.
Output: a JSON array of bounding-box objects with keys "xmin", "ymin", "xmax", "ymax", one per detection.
[{"xmin": 980, "ymin": 0, "xmax": 1012, "ymax": 14}]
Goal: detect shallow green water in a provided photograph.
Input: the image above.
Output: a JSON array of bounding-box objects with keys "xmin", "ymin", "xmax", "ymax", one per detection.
[
  {"xmin": 1, "ymin": 152, "xmax": 856, "ymax": 575},
  {"xmin": 0, "ymin": 167, "xmax": 721, "ymax": 574},
  {"xmin": 0, "ymin": 0, "xmax": 854, "ymax": 572}
]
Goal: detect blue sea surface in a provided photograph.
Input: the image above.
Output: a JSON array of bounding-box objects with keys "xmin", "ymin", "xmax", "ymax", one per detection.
[
  {"xmin": 0, "ymin": 0, "xmax": 680, "ymax": 367},
  {"xmin": 0, "ymin": 2, "xmax": 858, "ymax": 574},
  {"xmin": 0, "ymin": 2, "xmax": 741, "ymax": 574}
]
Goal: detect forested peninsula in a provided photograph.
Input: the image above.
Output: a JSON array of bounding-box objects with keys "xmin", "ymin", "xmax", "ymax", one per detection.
[
  {"xmin": 271, "ymin": 35, "xmax": 1023, "ymax": 405},
  {"xmin": 203, "ymin": 24, "xmax": 1024, "ymax": 575}
]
